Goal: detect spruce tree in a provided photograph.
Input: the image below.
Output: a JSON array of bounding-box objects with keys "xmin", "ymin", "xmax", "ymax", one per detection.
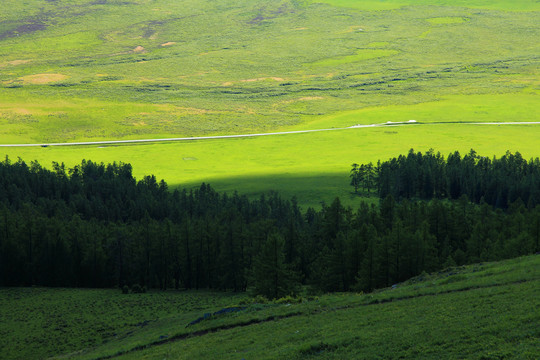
[{"xmin": 251, "ymin": 233, "xmax": 299, "ymax": 299}]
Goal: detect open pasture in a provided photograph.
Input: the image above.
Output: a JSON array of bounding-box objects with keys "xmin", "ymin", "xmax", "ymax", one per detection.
[
  {"xmin": 0, "ymin": 0, "xmax": 539, "ymax": 205},
  {"xmin": 3, "ymin": 120, "xmax": 540, "ymax": 208}
]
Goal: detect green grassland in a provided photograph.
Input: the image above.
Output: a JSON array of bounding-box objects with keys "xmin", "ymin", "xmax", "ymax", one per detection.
[
  {"xmin": 0, "ymin": 0, "xmax": 539, "ymax": 205},
  {"xmin": 314, "ymin": 0, "xmax": 540, "ymax": 11},
  {"xmin": 3, "ymin": 122, "xmax": 540, "ymax": 208},
  {"xmin": 0, "ymin": 288, "xmax": 249, "ymax": 360},
  {"xmin": 1, "ymin": 255, "xmax": 538, "ymax": 359}
]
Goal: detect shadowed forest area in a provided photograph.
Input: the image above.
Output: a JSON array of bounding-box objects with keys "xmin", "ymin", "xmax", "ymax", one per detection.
[{"xmin": 1, "ymin": 151, "xmax": 539, "ymax": 298}]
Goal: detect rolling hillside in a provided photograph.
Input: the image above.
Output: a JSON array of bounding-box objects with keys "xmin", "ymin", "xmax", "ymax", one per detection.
[{"xmin": 1, "ymin": 255, "xmax": 538, "ymax": 359}]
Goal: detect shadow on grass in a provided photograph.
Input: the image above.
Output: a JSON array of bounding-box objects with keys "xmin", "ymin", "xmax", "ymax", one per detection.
[{"xmin": 171, "ymin": 172, "xmax": 379, "ymax": 210}]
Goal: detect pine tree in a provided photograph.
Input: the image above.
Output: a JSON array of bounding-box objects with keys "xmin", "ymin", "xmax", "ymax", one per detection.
[
  {"xmin": 350, "ymin": 163, "xmax": 360, "ymax": 194},
  {"xmin": 356, "ymin": 224, "xmax": 378, "ymax": 292},
  {"xmin": 251, "ymin": 233, "xmax": 299, "ymax": 299}
]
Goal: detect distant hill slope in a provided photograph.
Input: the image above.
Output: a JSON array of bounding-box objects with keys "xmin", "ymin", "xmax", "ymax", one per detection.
[
  {"xmin": 310, "ymin": 0, "xmax": 540, "ymax": 11},
  {"xmin": 1, "ymin": 255, "xmax": 538, "ymax": 359},
  {"xmin": 1, "ymin": 0, "xmax": 538, "ymax": 143}
]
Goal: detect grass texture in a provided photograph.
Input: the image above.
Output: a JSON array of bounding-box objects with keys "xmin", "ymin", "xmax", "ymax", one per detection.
[
  {"xmin": 1, "ymin": 255, "xmax": 538, "ymax": 359},
  {"xmin": 0, "ymin": 0, "xmax": 538, "ymax": 205}
]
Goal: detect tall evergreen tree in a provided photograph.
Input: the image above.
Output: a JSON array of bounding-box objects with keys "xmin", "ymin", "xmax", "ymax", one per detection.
[{"xmin": 251, "ymin": 233, "xmax": 299, "ymax": 299}]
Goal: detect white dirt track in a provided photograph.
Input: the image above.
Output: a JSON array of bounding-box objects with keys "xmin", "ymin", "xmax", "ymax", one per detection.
[{"xmin": 1, "ymin": 121, "xmax": 539, "ymax": 148}]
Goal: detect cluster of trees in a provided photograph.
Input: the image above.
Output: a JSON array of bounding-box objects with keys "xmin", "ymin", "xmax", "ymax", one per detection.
[
  {"xmin": 1, "ymin": 156, "xmax": 539, "ymax": 298},
  {"xmin": 350, "ymin": 163, "xmax": 376, "ymax": 194},
  {"xmin": 352, "ymin": 149, "xmax": 540, "ymax": 209}
]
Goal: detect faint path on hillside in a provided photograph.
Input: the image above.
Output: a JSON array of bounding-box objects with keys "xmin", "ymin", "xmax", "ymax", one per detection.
[
  {"xmin": 93, "ymin": 277, "xmax": 536, "ymax": 360},
  {"xmin": 1, "ymin": 121, "xmax": 539, "ymax": 147}
]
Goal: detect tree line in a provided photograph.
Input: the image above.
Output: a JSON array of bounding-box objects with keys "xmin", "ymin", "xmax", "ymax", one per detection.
[
  {"xmin": 1, "ymin": 155, "xmax": 539, "ymax": 298},
  {"xmin": 351, "ymin": 149, "xmax": 540, "ymax": 209}
]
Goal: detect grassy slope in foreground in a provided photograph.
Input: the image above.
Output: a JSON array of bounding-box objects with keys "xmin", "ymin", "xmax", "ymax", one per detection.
[
  {"xmin": 1, "ymin": 255, "xmax": 538, "ymax": 359},
  {"xmin": 97, "ymin": 255, "xmax": 540, "ymax": 360}
]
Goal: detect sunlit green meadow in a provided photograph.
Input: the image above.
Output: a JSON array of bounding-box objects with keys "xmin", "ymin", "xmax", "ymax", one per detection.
[
  {"xmin": 3, "ymin": 120, "xmax": 539, "ymax": 208},
  {"xmin": 1, "ymin": 0, "xmax": 539, "ymax": 205}
]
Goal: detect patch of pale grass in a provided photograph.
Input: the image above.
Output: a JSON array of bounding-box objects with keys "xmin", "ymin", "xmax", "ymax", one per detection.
[
  {"xmin": 0, "ymin": 59, "xmax": 32, "ymax": 68},
  {"xmin": 19, "ymin": 73, "xmax": 68, "ymax": 84},
  {"xmin": 280, "ymin": 96, "xmax": 325, "ymax": 105}
]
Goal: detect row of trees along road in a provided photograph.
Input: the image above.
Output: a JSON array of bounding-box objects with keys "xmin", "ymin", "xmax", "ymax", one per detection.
[{"xmin": 1, "ymin": 154, "xmax": 539, "ymax": 298}]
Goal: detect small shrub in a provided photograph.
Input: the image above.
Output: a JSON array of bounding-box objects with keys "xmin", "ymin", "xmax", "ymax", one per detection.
[
  {"xmin": 440, "ymin": 274, "xmax": 467, "ymax": 285},
  {"xmin": 121, "ymin": 285, "xmax": 129, "ymax": 294},
  {"xmin": 251, "ymin": 295, "xmax": 268, "ymax": 304},
  {"xmin": 131, "ymin": 284, "xmax": 143, "ymax": 294},
  {"xmin": 238, "ymin": 297, "xmax": 254, "ymax": 305},
  {"xmin": 275, "ymin": 295, "xmax": 302, "ymax": 304}
]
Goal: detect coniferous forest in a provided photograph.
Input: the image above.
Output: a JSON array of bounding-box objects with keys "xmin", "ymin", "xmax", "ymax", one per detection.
[
  {"xmin": 1, "ymin": 151, "xmax": 539, "ymax": 299},
  {"xmin": 351, "ymin": 149, "xmax": 540, "ymax": 208}
]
